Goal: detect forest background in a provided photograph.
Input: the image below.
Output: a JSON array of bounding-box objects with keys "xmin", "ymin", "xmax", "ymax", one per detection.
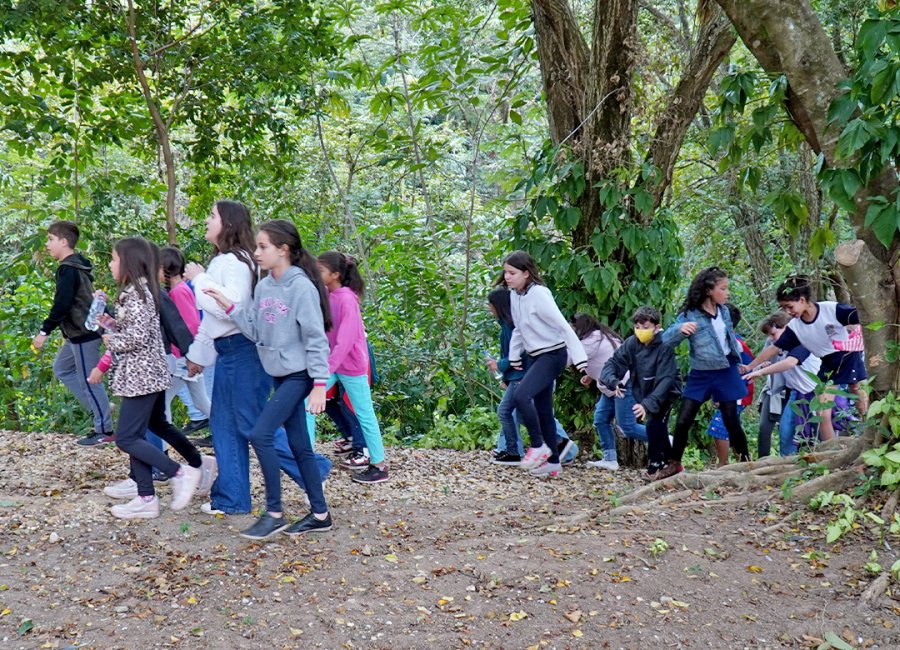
[{"xmin": 1, "ymin": 0, "xmax": 897, "ymax": 468}]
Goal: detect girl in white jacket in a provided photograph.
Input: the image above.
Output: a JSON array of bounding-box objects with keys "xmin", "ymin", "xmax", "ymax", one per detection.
[{"xmin": 504, "ymin": 251, "xmax": 587, "ymax": 477}]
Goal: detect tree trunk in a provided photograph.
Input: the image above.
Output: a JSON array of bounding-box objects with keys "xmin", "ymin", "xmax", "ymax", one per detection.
[{"xmin": 714, "ymin": 0, "xmax": 900, "ymax": 395}]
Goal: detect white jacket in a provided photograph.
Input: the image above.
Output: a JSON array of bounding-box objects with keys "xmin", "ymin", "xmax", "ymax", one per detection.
[{"xmin": 509, "ymin": 284, "xmax": 587, "ymax": 370}]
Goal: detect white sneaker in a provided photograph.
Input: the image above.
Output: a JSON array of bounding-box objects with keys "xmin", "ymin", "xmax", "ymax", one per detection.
[
  {"xmin": 169, "ymin": 464, "xmax": 201, "ymax": 511},
  {"xmin": 104, "ymin": 478, "xmax": 138, "ymax": 499},
  {"xmin": 201, "ymin": 502, "xmax": 225, "ymax": 515},
  {"xmin": 520, "ymin": 444, "xmax": 551, "ymax": 470},
  {"xmin": 111, "ymin": 496, "xmax": 159, "ymax": 520},
  {"xmin": 529, "ymin": 461, "xmax": 561, "ymax": 477},
  {"xmin": 197, "ymin": 455, "xmax": 217, "ymax": 497},
  {"xmin": 587, "ymin": 459, "xmax": 620, "ymax": 471}
]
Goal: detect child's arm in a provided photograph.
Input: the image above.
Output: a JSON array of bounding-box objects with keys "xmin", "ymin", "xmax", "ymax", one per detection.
[
  {"xmin": 638, "ymin": 348, "xmax": 679, "ymax": 416},
  {"xmin": 327, "ymin": 297, "xmax": 362, "ymax": 375},
  {"xmin": 87, "ymin": 351, "xmax": 112, "ymax": 384},
  {"xmin": 33, "ymin": 265, "xmax": 81, "ymax": 349},
  {"xmin": 534, "ymin": 291, "xmax": 587, "ymax": 371},
  {"xmin": 744, "ymin": 328, "xmax": 799, "ymax": 370},
  {"xmin": 508, "ymin": 327, "xmax": 524, "ymax": 369},
  {"xmin": 742, "ymin": 345, "xmax": 809, "ymax": 380},
  {"xmin": 661, "ymin": 312, "xmax": 693, "ymax": 346},
  {"xmin": 599, "ymin": 342, "xmax": 630, "ymax": 392},
  {"xmin": 294, "ymin": 283, "xmax": 331, "ymax": 414},
  {"xmin": 190, "ymin": 256, "xmax": 251, "ymax": 321},
  {"xmin": 202, "ymin": 287, "xmax": 260, "ymax": 342}
]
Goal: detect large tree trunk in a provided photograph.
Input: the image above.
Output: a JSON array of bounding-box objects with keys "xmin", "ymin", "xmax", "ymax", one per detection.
[{"xmin": 714, "ymin": 0, "xmax": 900, "ymax": 395}]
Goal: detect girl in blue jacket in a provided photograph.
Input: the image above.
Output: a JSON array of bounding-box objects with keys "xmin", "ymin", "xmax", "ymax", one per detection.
[{"xmin": 657, "ymin": 267, "xmax": 751, "ymax": 479}]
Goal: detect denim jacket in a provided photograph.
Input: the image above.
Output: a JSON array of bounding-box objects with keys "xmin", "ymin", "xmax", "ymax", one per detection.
[{"xmin": 662, "ymin": 306, "xmax": 742, "ymax": 371}]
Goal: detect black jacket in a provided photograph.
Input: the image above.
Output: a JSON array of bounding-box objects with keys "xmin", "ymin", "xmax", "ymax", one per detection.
[
  {"xmin": 41, "ymin": 253, "xmax": 99, "ymax": 343},
  {"xmin": 600, "ymin": 332, "xmax": 681, "ymax": 416}
]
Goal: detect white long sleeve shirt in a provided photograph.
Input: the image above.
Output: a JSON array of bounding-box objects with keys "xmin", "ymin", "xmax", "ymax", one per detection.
[
  {"xmin": 509, "ymin": 284, "xmax": 587, "ymax": 370},
  {"xmin": 185, "ymin": 252, "xmax": 255, "ymax": 367}
]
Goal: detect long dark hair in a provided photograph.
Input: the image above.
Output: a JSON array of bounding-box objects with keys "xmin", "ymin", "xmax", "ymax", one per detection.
[
  {"xmin": 258, "ymin": 220, "xmax": 333, "ymax": 331},
  {"xmin": 114, "ymin": 237, "xmax": 160, "ymax": 310},
  {"xmin": 487, "ymin": 288, "xmax": 513, "ymax": 327},
  {"xmin": 680, "ymin": 266, "xmax": 728, "ymax": 314},
  {"xmin": 776, "ymin": 275, "xmax": 813, "ymax": 302},
  {"xmin": 502, "ymin": 250, "xmax": 545, "ymax": 286},
  {"xmin": 317, "ymin": 251, "xmax": 365, "ymax": 299},
  {"xmin": 571, "ymin": 312, "xmax": 621, "ymax": 345},
  {"xmin": 213, "ymin": 200, "xmax": 258, "ymax": 287},
  {"xmin": 160, "ymin": 246, "xmax": 185, "ymax": 292}
]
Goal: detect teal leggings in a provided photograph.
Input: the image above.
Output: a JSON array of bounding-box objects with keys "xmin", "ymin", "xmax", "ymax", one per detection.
[{"xmin": 326, "ymin": 373, "xmax": 385, "ymax": 465}]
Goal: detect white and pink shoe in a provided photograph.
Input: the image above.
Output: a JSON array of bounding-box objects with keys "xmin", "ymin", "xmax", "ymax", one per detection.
[{"xmin": 520, "ymin": 444, "xmax": 551, "ymax": 470}]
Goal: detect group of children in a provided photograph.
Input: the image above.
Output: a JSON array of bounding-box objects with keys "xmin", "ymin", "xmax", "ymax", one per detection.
[
  {"xmin": 487, "ymin": 255, "xmax": 869, "ymax": 481},
  {"xmin": 35, "ymin": 206, "xmax": 388, "ymax": 540}
]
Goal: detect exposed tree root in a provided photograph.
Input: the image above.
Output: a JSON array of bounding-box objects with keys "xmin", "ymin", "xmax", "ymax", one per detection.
[
  {"xmin": 881, "ymin": 487, "xmax": 900, "ymax": 522},
  {"xmin": 613, "ymin": 429, "xmax": 878, "ymax": 515},
  {"xmin": 790, "ymin": 467, "xmax": 864, "ymax": 503},
  {"xmin": 858, "ymin": 572, "xmax": 892, "ymax": 609}
]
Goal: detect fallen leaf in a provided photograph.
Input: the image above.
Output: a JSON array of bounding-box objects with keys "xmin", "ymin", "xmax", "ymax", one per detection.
[
  {"xmin": 509, "ymin": 611, "xmax": 528, "ymax": 621},
  {"xmin": 747, "ymin": 565, "xmax": 763, "ymax": 573},
  {"xmin": 564, "ymin": 610, "xmax": 582, "ymax": 624}
]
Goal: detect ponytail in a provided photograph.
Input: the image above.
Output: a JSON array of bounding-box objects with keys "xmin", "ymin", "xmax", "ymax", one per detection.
[{"xmin": 317, "ymin": 250, "xmax": 366, "ymax": 299}]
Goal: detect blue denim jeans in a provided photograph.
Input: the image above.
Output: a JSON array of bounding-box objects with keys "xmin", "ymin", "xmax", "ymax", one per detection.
[
  {"xmin": 779, "ymin": 392, "xmax": 799, "ymax": 456},
  {"xmin": 593, "ymin": 388, "xmax": 648, "ymax": 462},
  {"xmin": 497, "ymin": 380, "xmax": 522, "ymax": 455},
  {"xmin": 209, "ymin": 334, "xmax": 331, "ymax": 514},
  {"xmin": 251, "ymin": 371, "xmax": 328, "ymax": 514}
]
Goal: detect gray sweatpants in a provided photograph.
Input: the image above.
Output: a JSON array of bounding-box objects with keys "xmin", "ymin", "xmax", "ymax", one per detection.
[{"xmin": 53, "ymin": 338, "xmax": 113, "ymax": 434}]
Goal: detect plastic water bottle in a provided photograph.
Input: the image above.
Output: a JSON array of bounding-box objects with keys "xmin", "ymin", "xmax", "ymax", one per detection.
[
  {"xmin": 483, "ymin": 351, "xmax": 503, "ymax": 380},
  {"xmin": 85, "ymin": 290, "xmax": 108, "ymax": 331}
]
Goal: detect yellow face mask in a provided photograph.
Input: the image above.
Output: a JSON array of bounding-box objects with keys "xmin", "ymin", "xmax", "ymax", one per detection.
[{"xmin": 634, "ymin": 328, "xmax": 655, "ymax": 344}]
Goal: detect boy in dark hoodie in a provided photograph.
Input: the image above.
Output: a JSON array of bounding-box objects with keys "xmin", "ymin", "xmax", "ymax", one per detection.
[
  {"xmin": 600, "ymin": 306, "xmax": 681, "ymax": 479},
  {"xmin": 32, "ymin": 221, "xmax": 113, "ymax": 445}
]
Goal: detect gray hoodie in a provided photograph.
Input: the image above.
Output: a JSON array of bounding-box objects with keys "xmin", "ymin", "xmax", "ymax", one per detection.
[{"xmin": 230, "ymin": 266, "xmax": 330, "ymax": 381}]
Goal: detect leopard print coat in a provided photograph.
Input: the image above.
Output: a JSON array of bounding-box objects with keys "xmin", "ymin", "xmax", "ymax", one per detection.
[{"xmin": 106, "ymin": 281, "xmax": 171, "ymax": 397}]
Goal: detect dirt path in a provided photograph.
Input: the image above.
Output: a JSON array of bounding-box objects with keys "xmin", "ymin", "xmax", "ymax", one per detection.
[{"xmin": 1, "ymin": 430, "xmax": 898, "ymax": 649}]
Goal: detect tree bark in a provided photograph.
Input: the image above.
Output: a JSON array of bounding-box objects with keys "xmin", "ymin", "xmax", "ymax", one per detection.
[{"xmin": 714, "ymin": 0, "xmax": 900, "ymax": 394}]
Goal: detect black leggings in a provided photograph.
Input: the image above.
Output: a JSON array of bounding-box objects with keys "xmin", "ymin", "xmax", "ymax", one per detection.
[
  {"xmin": 510, "ymin": 348, "xmax": 567, "ymax": 463},
  {"xmin": 671, "ymin": 398, "xmax": 750, "ymax": 463}
]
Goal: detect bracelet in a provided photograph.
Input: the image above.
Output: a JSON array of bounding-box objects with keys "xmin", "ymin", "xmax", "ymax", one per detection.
[{"xmin": 225, "ymin": 304, "xmax": 235, "ymax": 314}]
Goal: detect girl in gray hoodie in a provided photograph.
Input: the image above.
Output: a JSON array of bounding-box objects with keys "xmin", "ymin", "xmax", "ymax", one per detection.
[{"xmin": 204, "ymin": 220, "xmax": 334, "ymax": 540}]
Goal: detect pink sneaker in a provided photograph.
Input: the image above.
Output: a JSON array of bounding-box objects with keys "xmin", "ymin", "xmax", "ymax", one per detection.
[
  {"xmin": 529, "ymin": 461, "xmax": 561, "ymax": 478},
  {"xmin": 520, "ymin": 444, "xmax": 551, "ymax": 470}
]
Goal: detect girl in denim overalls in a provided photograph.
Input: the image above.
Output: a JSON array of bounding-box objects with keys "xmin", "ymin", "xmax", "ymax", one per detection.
[{"xmin": 656, "ymin": 267, "xmax": 751, "ymax": 479}]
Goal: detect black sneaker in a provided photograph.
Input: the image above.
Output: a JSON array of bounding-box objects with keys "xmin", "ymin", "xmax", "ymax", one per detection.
[
  {"xmin": 190, "ymin": 435, "xmax": 214, "ymax": 448},
  {"xmin": 351, "ymin": 464, "xmax": 389, "ymax": 484},
  {"xmin": 340, "ymin": 450, "xmax": 369, "ymax": 470},
  {"xmin": 183, "ymin": 418, "xmax": 210, "ymax": 434},
  {"xmin": 491, "ymin": 451, "xmax": 522, "ymax": 465},
  {"xmin": 152, "ymin": 469, "xmax": 170, "ymax": 483},
  {"xmin": 284, "ymin": 512, "xmax": 333, "ymax": 535},
  {"xmin": 76, "ymin": 431, "xmax": 115, "ymax": 446},
  {"xmin": 240, "ymin": 513, "xmax": 289, "ymax": 540}
]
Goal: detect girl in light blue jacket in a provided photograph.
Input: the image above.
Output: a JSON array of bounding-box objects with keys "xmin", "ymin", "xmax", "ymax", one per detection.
[{"xmin": 656, "ymin": 267, "xmax": 750, "ymax": 479}]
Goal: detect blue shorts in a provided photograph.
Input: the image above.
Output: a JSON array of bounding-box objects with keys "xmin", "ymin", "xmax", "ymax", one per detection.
[
  {"xmin": 683, "ymin": 358, "xmax": 748, "ymax": 404},
  {"xmin": 819, "ymin": 351, "xmax": 867, "ymax": 385},
  {"xmin": 707, "ymin": 405, "xmax": 745, "ymax": 440}
]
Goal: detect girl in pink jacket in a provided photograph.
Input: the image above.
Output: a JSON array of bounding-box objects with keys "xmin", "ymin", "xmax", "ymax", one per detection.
[{"xmin": 317, "ymin": 252, "xmax": 388, "ymax": 484}]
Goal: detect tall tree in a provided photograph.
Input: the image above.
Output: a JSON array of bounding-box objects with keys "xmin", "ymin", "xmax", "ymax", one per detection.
[{"xmin": 713, "ymin": 0, "xmax": 900, "ymax": 395}]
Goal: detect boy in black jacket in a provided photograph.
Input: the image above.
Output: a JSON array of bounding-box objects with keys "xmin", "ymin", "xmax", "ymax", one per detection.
[
  {"xmin": 32, "ymin": 221, "xmax": 113, "ymax": 446},
  {"xmin": 600, "ymin": 306, "xmax": 681, "ymax": 479}
]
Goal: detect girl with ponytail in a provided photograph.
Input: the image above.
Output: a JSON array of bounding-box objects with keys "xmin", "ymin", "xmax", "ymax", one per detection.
[
  {"xmin": 204, "ymin": 219, "xmax": 334, "ymax": 538},
  {"xmin": 316, "ymin": 251, "xmax": 390, "ymax": 484}
]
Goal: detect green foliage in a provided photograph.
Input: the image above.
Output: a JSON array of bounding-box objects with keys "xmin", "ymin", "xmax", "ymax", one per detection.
[
  {"xmin": 414, "ymin": 405, "xmax": 497, "ymax": 451},
  {"xmin": 821, "ymin": 6, "xmax": 900, "ymax": 247}
]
